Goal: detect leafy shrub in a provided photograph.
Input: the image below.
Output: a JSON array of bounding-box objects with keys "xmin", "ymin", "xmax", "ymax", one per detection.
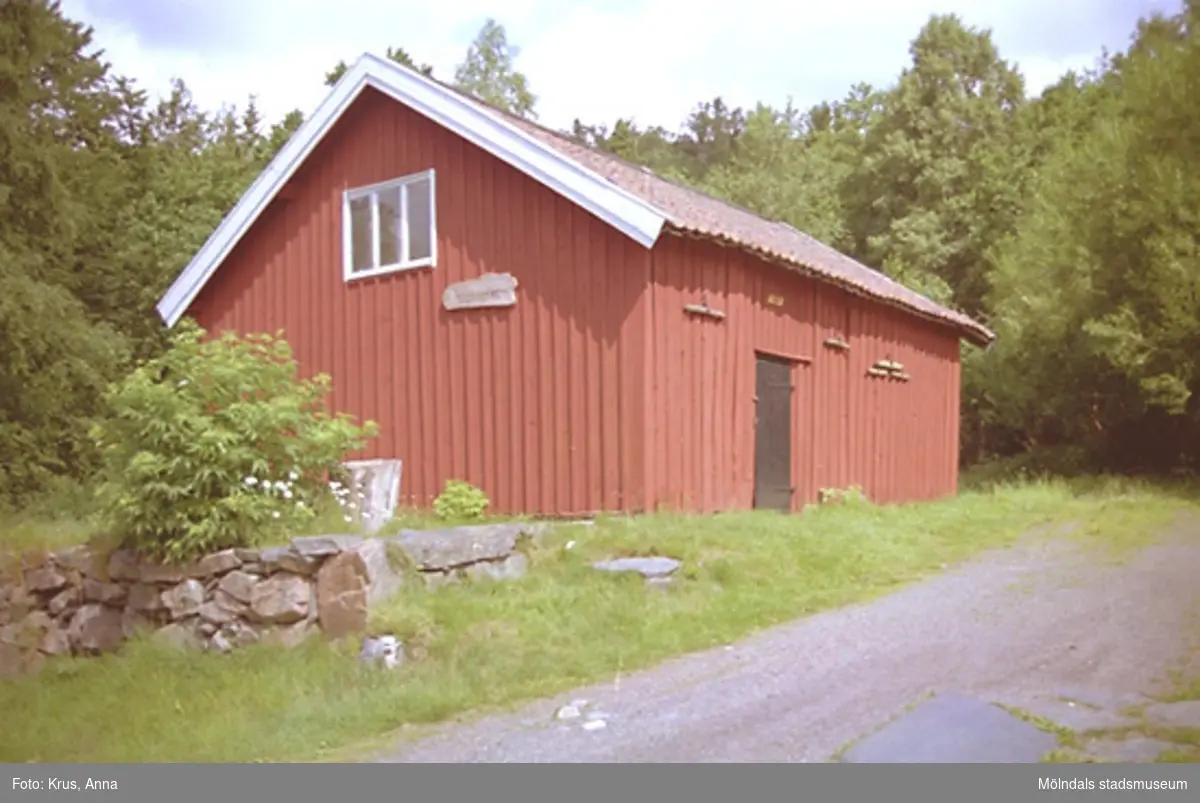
[
  {"xmin": 90, "ymin": 320, "xmax": 378, "ymax": 562},
  {"xmin": 433, "ymin": 480, "xmax": 489, "ymax": 522}
]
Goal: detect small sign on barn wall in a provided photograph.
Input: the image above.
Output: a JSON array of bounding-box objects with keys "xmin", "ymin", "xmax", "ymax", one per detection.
[{"xmin": 442, "ymin": 273, "xmax": 519, "ymax": 311}]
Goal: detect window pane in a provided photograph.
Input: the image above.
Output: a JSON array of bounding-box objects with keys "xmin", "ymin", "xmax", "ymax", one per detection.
[
  {"xmin": 405, "ymin": 177, "xmax": 433, "ymax": 262},
  {"xmin": 349, "ymin": 196, "xmax": 373, "ymax": 273},
  {"xmin": 377, "ymin": 186, "xmax": 401, "ymax": 267}
]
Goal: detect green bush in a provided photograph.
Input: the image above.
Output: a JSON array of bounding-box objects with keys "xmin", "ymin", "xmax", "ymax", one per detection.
[
  {"xmin": 90, "ymin": 320, "xmax": 378, "ymax": 562},
  {"xmin": 433, "ymin": 480, "xmax": 489, "ymax": 522}
]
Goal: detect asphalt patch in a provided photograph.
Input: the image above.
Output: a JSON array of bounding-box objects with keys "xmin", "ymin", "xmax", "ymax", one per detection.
[{"xmin": 839, "ymin": 692, "xmax": 1060, "ymax": 763}]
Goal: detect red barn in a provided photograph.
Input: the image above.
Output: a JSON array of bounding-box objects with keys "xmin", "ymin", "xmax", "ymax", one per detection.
[{"xmin": 157, "ymin": 54, "xmax": 994, "ymax": 516}]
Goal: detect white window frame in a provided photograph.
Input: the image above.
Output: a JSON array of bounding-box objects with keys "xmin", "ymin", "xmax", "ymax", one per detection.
[{"xmin": 341, "ymin": 169, "xmax": 437, "ymax": 281}]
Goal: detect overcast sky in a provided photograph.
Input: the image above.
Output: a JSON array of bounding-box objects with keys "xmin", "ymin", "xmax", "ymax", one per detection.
[{"xmin": 59, "ymin": 0, "xmax": 1178, "ymax": 133}]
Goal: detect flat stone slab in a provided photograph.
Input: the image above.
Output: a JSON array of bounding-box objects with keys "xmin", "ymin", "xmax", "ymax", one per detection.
[
  {"xmin": 839, "ymin": 692, "xmax": 1060, "ymax": 763},
  {"xmin": 1142, "ymin": 700, "xmax": 1200, "ymax": 729},
  {"xmin": 391, "ymin": 524, "xmax": 523, "ymax": 571},
  {"xmin": 463, "ymin": 552, "xmax": 529, "ymax": 582},
  {"xmin": 592, "ymin": 557, "xmax": 681, "ymax": 579},
  {"xmin": 290, "ymin": 534, "xmax": 363, "ymax": 558}
]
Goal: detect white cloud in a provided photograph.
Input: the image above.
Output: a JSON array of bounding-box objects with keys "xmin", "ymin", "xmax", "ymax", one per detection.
[{"xmin": 60, "ymin": 0, "xmax": 1175, "ymax": 133}]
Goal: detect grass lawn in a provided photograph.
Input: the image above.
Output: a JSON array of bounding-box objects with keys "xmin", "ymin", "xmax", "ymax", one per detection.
[{"xmin": 2, "ymin": 476, "xmax": 1197, "ymax": 762}]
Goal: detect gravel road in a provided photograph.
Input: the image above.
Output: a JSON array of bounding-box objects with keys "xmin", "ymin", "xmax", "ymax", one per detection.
[{"xmin": 373, "ymin": 521, "xmax": 1200, "ymax": 763}]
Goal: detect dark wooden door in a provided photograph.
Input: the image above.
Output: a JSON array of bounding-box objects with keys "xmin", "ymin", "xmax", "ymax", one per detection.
[{"xmin": 754, "ymin": 355, "xmax": 793, "ymax": 511}]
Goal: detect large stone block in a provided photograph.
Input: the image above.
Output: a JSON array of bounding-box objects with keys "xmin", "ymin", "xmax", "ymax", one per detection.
[
  {"xmin": 392, "ymin": 523, "xmax": 522, "ymax": 571},
  {"xmin": 24, "ymin": 565, "xmax": 68, "ymax": 593},
  {"xmin": 249, "ymin": 574, "xmax": 310, "ymax": 624},
  {"xmin": 351, "ymin": 540, "xmax": 405, "ymax": 605},
  {"xmin": 82, "ymin": 578, "xmax": 127, "ymax": 607},
  {"xmin": 315, "ymin": 551, "xmax": 369, "ymax": 639},
  {"xmin": 67, "ymin": 604, "xmax": 124, "ymax": 655},
  {"xmin": 343, "ymin": 459, "xmax": 402, "ymax": 534},
  {"xmin": 54, "ymin": 545, "xmax": 111, "ymax": 580},
  {"xmin": 191, "ymin": 549, "xmax": 242, "ymax": 578},
  {"xmin": 216, "ymin": 570, "xmax": 259, "ymax": 604},
  {"xmin": 162, "ymin": 579, "xmax": 206, "ymax": 620}
]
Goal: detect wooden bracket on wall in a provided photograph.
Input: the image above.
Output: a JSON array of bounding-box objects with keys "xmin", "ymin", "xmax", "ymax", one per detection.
[
  {"xmin": 869, "ymin": 358, "xmax": 911, "ymax": 381},
  {"xmin": 823, "ymin": 336, "xmax": 850, "ymax": 351},
  {"xmin": 684, "ymin": 301, "xmax": 726, "ymax": 321}
]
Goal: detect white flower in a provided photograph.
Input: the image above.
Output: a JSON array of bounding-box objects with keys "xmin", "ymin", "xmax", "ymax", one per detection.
[
  {"xmin": 243, "ymin": 476, "xmax": 258, "ymax": 486},
  {"xmin": 272, "ymin": 511, "xmax": 280, "ymax": 519},
  {"xmin": 274, "ymin": 480, "xmax": 288, "ymax": 491},
  {"xmin": 288, "ymin": 470, "xmax": 299, "ymax": 482},
  {"xmin": 343, "ymin": 515, "xmax": 353, "ymax": 523},
  {"xmin": 177, "ymin": 379, "xmax": 189, "ymax": 388},
  {"xmin": 282, "ymin": 489, "xmax": 293, "ymax": 500},
  {"xmin": 329, "ymin": 481, "xmax": 343, "ymax": 491},
  {"xmin": 295, "ymin": 500, "xmax": 305, "ymax": 509},
  {"xmin": 357, "ymin": 491, "xmax": 366, "ymax": 499},
  {"xmin": 347, "ymin": 502, "xmax": 356, "ymax": 510}
]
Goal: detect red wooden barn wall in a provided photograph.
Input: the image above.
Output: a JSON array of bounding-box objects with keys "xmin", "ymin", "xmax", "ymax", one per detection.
[
  {"xmin": 187, "ymin": 87, "xmax": 964, "ymax": 516},
  {"xmin": 189, "ymin": 87, "xmax": 651, "ymax": 516},
  {"xmin": 643, "ymin": 231, "xmax": 961, "ymax": 511}
]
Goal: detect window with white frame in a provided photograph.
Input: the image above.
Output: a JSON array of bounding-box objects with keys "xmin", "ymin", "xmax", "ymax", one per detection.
[{"xmin": 343, "ymin": 169, "xmax": 436, "ymax": 279}]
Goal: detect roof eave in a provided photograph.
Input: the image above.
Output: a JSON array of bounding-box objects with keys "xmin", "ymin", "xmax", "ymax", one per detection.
[{"xmin": 659, "ymin": 224, "xmax": 995, "ymax": 349}]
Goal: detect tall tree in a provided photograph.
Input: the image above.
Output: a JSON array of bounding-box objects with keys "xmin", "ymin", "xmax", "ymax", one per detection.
[
  {"xmin": 0, "ymin": 3, "xmax": 287, "ymax": 505},
  {"xmin": 700, "ymin": 102, "xmax": 850, "ymax": 246},
  {"xmin": 676, "ymin": 98, "xmax": 745, "ymax": 179},
  {"xmin": 844, "ymin": 15, "xmax": 1029, "ymax": 313},
  {"xmin": 976, "ymin": 1, "xmax": 1200, "ymax": 470},
  {"xmin": 260, "ymin": 108, "xmax": 305, "ymax": 162},
  {"xmin": 569, "ymin": 118, "xmax": 693, "ymax": 181},
  {"xmin": 0, "ymin": 0, "xmax": 132, "ymax": 503},
  {"xmin": 110, "ymin": 80, "xmax": 279, "ymax": 357},
  {"xmin": 452, "ymin": 19, "xmax": 537, "ymax": 118}
]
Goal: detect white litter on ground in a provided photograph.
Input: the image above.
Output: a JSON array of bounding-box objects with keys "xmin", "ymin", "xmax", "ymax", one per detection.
[
  {"xmin": 555, "ymin": 705, "xmax": 582, "ymax": 721},
  {"xmin": 359, "ymin": 635, "xmax": 403, "ymax": 670}
]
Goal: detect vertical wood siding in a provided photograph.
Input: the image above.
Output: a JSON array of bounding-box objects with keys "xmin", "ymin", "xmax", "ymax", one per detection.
[
  {"xmin": 189, "ymin": 88, "xmax": 649, "ymax": 516},
  {"xmin": 645, "ymin": 232, "xmax": 961, "ymax": 511},
  {"xmin": 185, "ymin": 88, "xmax": 964, "ymax": 517}
]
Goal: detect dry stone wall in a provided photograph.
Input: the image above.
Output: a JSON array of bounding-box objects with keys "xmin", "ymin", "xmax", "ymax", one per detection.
[{"xmin": 0, "ymin": 522, "xmax": 544, "ymax": 679}]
